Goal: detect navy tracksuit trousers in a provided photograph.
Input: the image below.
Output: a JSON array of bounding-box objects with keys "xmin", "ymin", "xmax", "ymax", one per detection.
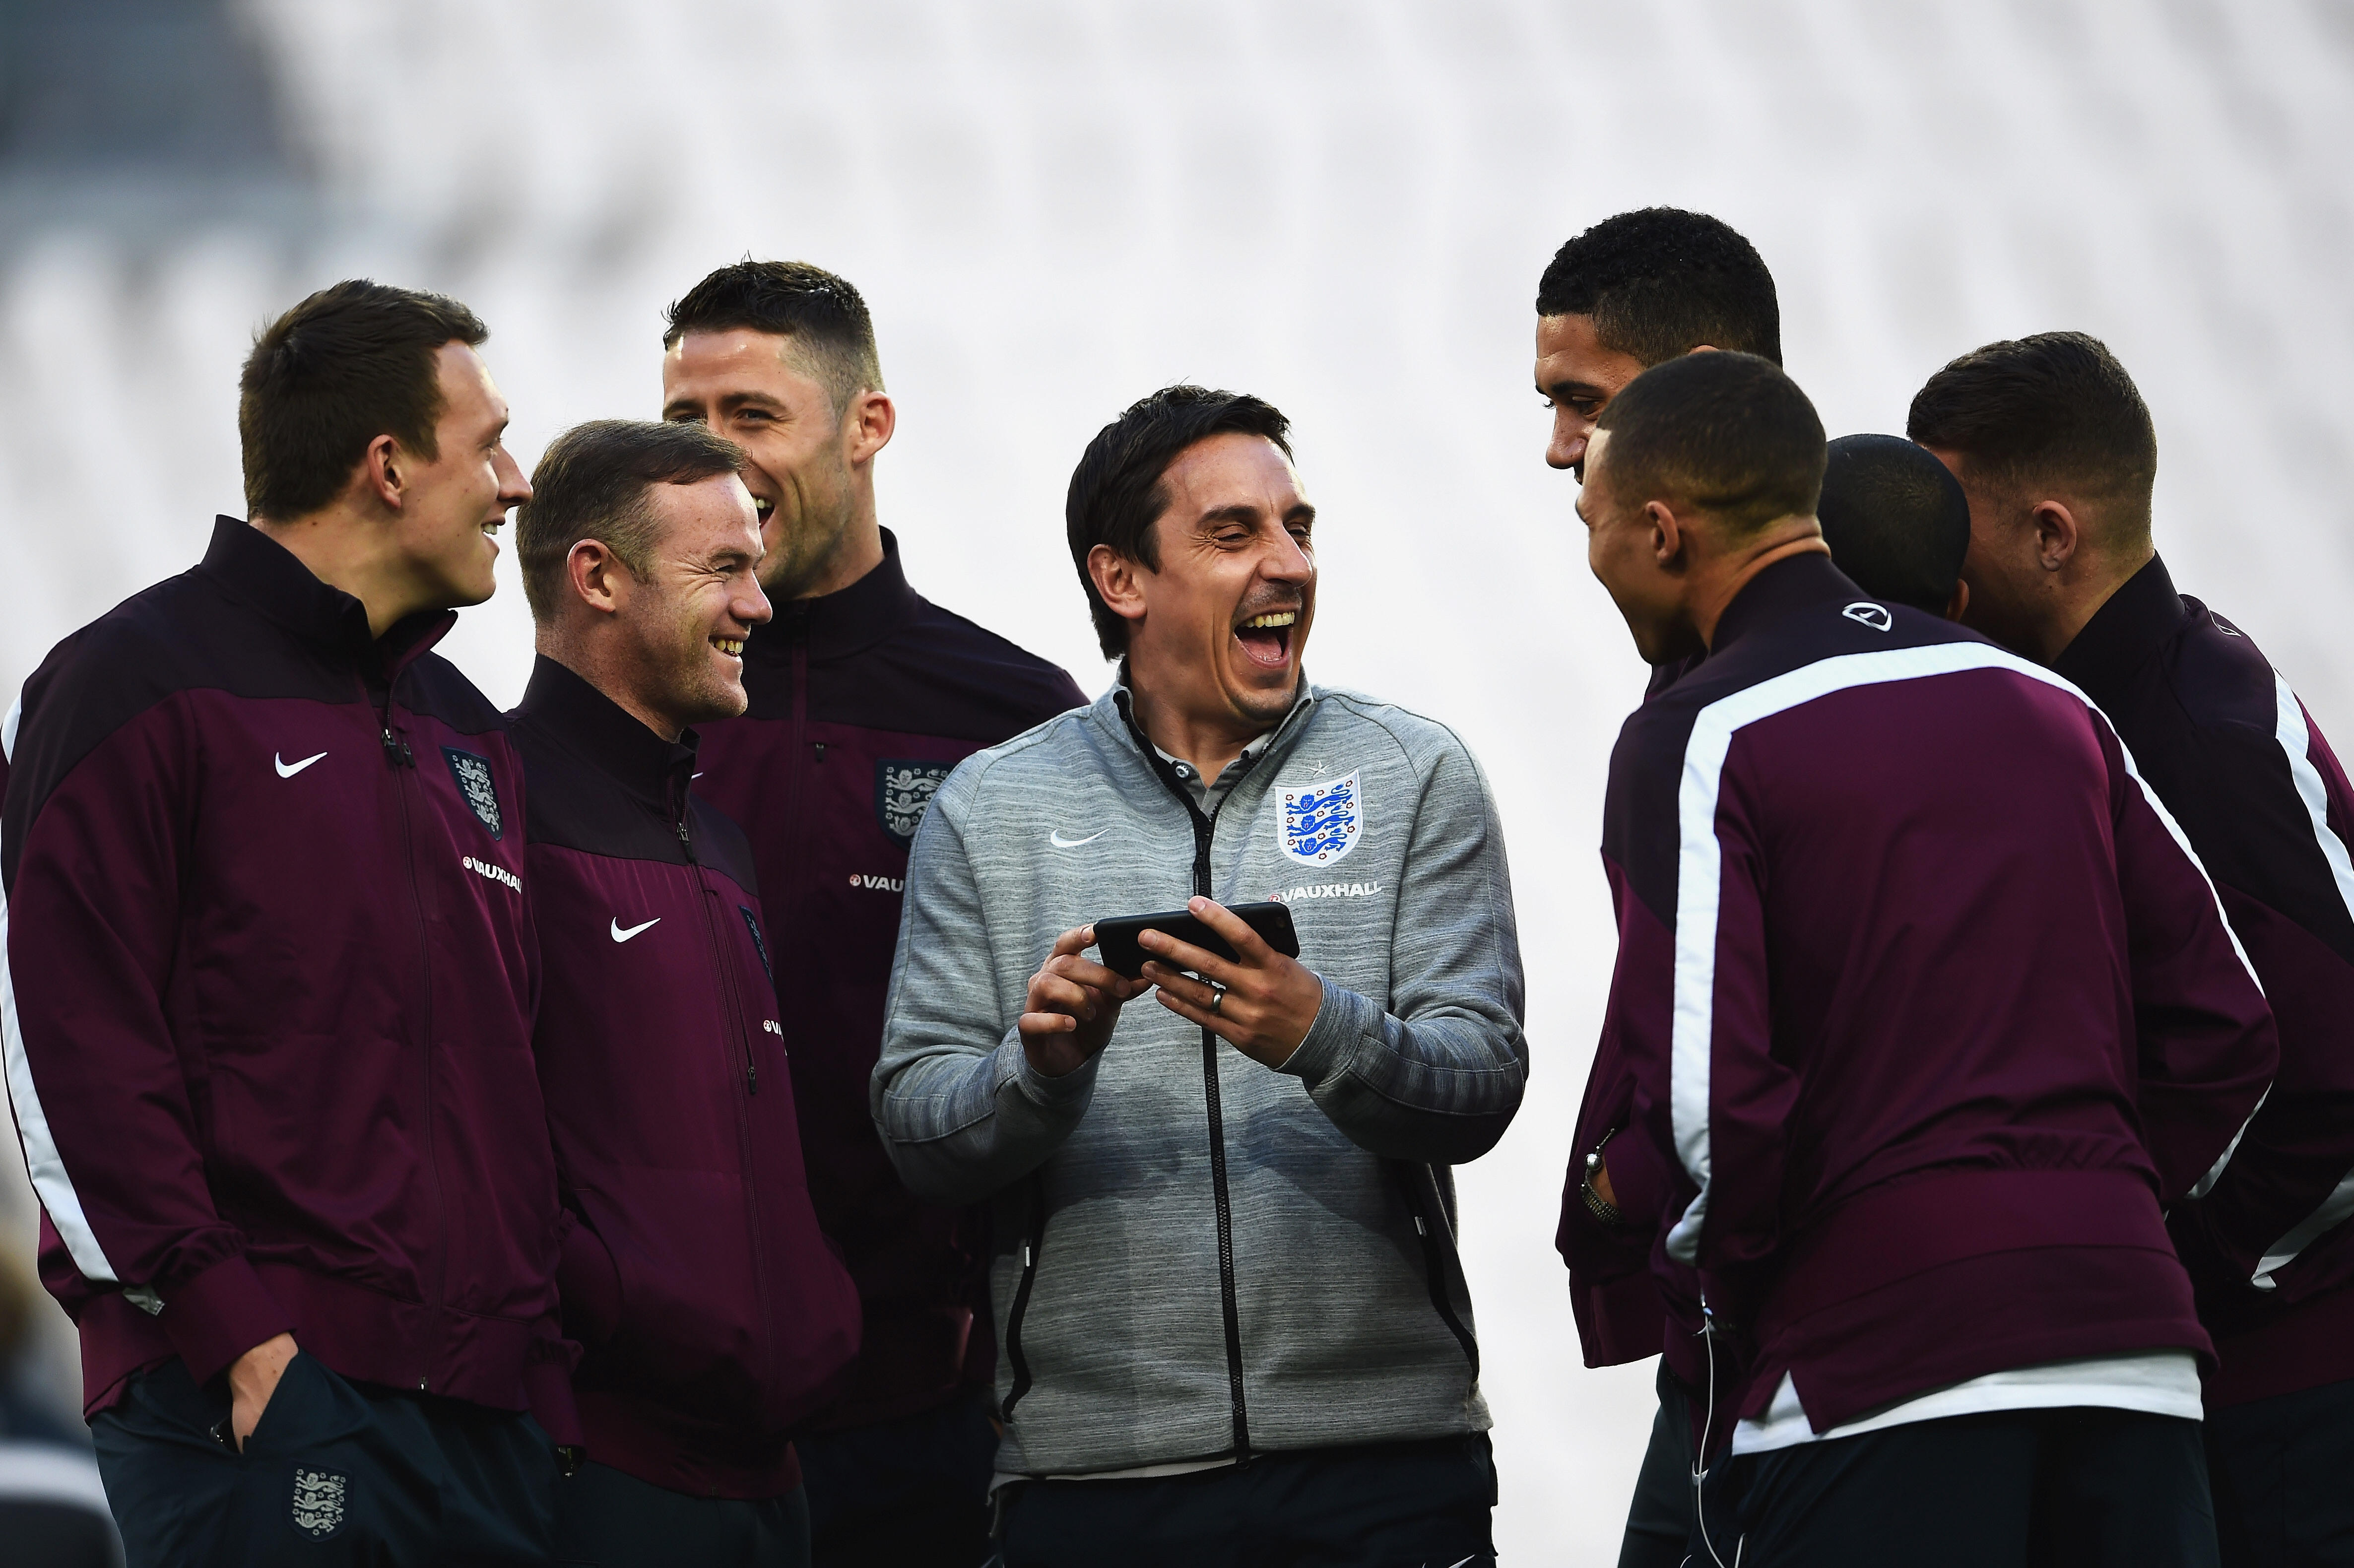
[{"xmin": 92, "ymin": 1352, "xmax": 557, "ymax": 1567}]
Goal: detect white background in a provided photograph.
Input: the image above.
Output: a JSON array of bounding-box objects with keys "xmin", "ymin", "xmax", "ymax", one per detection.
[{"xmin": 4, "ymin": 2, "xmax": 2352, "ymax": 1558}]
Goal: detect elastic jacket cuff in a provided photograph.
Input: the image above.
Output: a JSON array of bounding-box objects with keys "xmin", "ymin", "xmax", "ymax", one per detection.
[
  {"xmin": 555, "ymin": 1212, "xmax": 623, "ymax": 1349},
  {"xmin": 1277, "ymin": 977, "xmax": 1365, "ymax": 1085},
  {"xmin": 1006, "ymin": 1028, "xmax": 1100, "ymax": 1107},
  {"xmin": 160, "ymin": 1253, "xmax": 295, "ymax": 1388}
]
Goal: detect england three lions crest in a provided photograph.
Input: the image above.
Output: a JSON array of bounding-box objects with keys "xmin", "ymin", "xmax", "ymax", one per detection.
[
  {"xmin": 291, "ymin": 1466, "xmax": 348, "ymax": 1538},
  {"xmin": 1281, "ymin": 771, "xmax": 1361, "ymax": 867},
  {"xmin": 441, "ymin": 747, "xmax": 503, "ymax": 840},
  {"xmin": 876, "ymin": 760, "xmax": 955, "ymax": 847}
]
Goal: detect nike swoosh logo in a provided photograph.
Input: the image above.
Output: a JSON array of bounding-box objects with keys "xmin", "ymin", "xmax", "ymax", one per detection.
[
  {"xmin": 610, "ymin": 917, "xmax": 661, "ymax": 943},
  {"xmin": 1048, "ymin": 828, "xmax": 1110, "ymax": 848},
  {"xmin": 274, "ymin": 751, "xmax": 327, "ymax": 778}
]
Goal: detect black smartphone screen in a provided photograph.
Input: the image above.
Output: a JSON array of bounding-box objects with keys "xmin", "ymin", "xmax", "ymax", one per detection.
[{"xmin": 1092, "ymin": 901, "xmax": 1301, "ymax": 980}]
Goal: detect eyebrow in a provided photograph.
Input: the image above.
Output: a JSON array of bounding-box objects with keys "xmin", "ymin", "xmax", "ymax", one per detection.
[
  {"xmin": 1194, "ymin": 502, "xmax": 1317, "ymax": 529},
  {"xmin": 1540, "ymin": 375, "xmax": 1612, "ymax": 402}
]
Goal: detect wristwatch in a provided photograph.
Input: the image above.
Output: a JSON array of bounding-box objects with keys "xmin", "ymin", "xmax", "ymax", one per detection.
[{"xmin": 1580, "ymin": 1127, "xmax": 1625, "ymax": 1229}]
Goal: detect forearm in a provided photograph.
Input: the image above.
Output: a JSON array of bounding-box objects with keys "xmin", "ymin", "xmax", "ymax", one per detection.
[
  {"xmin": 1280, "ymin": 979, "xmax": 1526, "ymax": 1164},
  {"xmin": 873, "ymin": 1031, "xmax": 1100, "ymax": 1204}
]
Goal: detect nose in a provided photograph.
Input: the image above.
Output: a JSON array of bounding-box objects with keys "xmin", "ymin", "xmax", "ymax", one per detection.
[
  {"xmin": 1547, "ymin": 413, "xmax": 1589, "ymax": 472},
  {"xmin": 1264, "ymin": 528, "xmax": 1313, "ymax": 585},
  {"xmin": 496, "ymin": 446, "xmax": 532, "ymax": 506},
  {"xmin": 737, "ymin": 577, "xmax": 774, "ymax": 627}
]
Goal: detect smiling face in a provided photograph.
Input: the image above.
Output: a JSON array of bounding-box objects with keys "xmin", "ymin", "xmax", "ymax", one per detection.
[
  {"xmin": 1536, "ymin": 312, "xmax": 1652, "ymax": 480},
  {"xmin": 395, "ymin": 342, "xmax": 530, "ymax": 609},
  {"xmin": 607, "ymin": 472, "xmax": 774, "ymax": 735},
  {"xmin": 1097, "ymin": 431, "xmax": 1317, "ymax": 734},
  {"xmin": 660, "ymin": 328, "xmax": 868, "ymax": 599}
]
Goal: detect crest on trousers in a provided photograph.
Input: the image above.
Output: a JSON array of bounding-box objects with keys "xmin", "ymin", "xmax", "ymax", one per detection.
[
  {"xmin": 876, "ymin": 760, "xmax": 954, "ymax": 847},
  {"xmin": 1281, "ymin": 770, "xmax": 1361, "ymax": 867},
  {"xmin": 291, "ymin": 1467, "xmax": 348, "ymax": 1538},
  {"xmin": 441, "ymin": 747, "xmax": 504, "ymax": 840}
]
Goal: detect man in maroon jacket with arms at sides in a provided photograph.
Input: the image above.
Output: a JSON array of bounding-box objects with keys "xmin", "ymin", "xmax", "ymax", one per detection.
[
  {"xmin": 1573, "ymin": 350, "xmax": 2277, "ymax": 1566},
  {"xmin": 507, "ymin": 419, "xmax": 861, "ymax": 1567},
  {"xmin": 1912, "ymin": 332, "xmax": 2354, "ymax": 1568},
  {"xmin": 659, "ymin": 261, "xmax": 1086, "ymax": 1565},
  {"xmin": 3, "ymin": 281, "xmax": 571, "ymax": 1566}
]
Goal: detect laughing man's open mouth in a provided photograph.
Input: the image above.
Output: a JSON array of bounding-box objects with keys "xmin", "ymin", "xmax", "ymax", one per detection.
[{"xmin": 1235, "ymin": 608, "xmax": 1297, "ymax": 669}]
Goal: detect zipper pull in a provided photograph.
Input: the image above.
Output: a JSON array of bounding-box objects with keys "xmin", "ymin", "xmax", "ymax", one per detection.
[
  {"xmin": 381, "ymin": 726, "xmax": 413, "ymax": 767},
  {"xmin": 813, "ymin": 741, "xmax": 826, "ymax": 763},
  {"xmin": 747, "ymin": 1057, "xmax": 758, "ymax": 1094}
]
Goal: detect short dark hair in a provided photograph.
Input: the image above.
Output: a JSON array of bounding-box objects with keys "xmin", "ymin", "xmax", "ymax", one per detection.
[
  {"xmin": 662, "ymin": 260, "xmax": 883, "ymax": 415},
  {"xmin": 1536, "ymin": 208, "xmax": 1781, "ymax": 367},
  {"xmin": 516, "ymin": 419, "xmax": 746, "ymax": 621},
  {"xmin": 1817, "ymin": 434, "xmax": 1971, "ymax": 614},
  {"xmin": 1592, "ymin": 352, "xmax": 1824, "ymax": 534},
  {"xmin": 1905, "ymin": 332, "xmax": 2158, "ymax": 534},
  {"xmin": 1065, "ymin": 386, "xmax": 1293, "ymax": 660},
  {"xmin": 238, "ymin": 279, "xmax": 488, "ymax": 522}
]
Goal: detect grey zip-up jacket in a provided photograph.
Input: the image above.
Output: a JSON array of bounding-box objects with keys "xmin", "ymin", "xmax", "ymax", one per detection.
[{"xmin": 872, "ymin": 678, "xmax": 1527, "ymax": 1476}]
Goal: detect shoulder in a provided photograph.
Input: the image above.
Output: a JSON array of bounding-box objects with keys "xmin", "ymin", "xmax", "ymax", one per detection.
[
  {"xmin": 8, "ymin": 569, "xmax": 233, "ymax": 783},
  {"xmin": 403, "ymin": 650, "xmax": 509, "ymax": 738},
  {"xmin": 2164, "ymin": 598, "xmax": 2289, "ymax": 740},
  {"xmin": 937, "ymin": 704, "xmax": 1101, "ymax": 802},
  {"xmin": 902, "ymin": 596, "xmax": 1093, "ymax": 714},
  {"xmin": 1310, "ymin": 687, "xmax": 1484, "ymax": 775}
]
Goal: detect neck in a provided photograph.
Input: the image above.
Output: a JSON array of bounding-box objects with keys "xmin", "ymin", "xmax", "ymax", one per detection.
[
  {"xmin": 791, "ymin": 493, "xmax": 886, "ymax": 601},
  {"xmin": 1126, "ymin": 665, "xmax": 1288, "ymax": 786},
  {"xmin": 1692, "ymin": 523, "xmax": 1832, "ymax": 650},
  {"xmin": 255, "ymin": 509, "xmax": 432, "ymax": 639},
  {"xmin": 2032, "ymin": 542, "xmax": 2157, "ymax": 663},
  {"xmin": 537, "ymin": 633, "xmax": 684, "ymax": 743}
]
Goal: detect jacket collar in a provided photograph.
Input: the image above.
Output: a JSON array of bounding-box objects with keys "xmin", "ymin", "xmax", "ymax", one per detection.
[
  {"xmin": 1101, "ymin": 662, "xmax": 1318, "ymax": 802},
  {"xmin": 514, "ymin": 654, "xmax": 701, "ymax": 812},
  {"xmin": 2052, "ymin": 554, "xmax": 2185, "ymax": 705},
  {"xmin": 745, "ymin": 527, "xmax": 923, "ymax": 664},
  {"xmin": 1708, "ymin": 551, "xmax": 1866, "ymax": 653},
  {"xmin": 196, "ymin": 516, "xmax": 456, "ymax": 675}
]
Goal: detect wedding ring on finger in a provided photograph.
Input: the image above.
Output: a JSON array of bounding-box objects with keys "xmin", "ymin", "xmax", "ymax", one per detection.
[{"xmin": 1209, "ymin": 985, "xmax": 1226, "ymax": 1015}]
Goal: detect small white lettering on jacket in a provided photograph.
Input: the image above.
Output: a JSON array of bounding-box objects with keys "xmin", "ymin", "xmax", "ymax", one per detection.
[
  {"xmin": 848, "ymin": 874, "xmax": 906, "ymax": 892},
  {"xmin": 463, "ymin": 855, "xmax": 521, "ymax": 893},
  {"xmin": 763, "ymin": 1019, "xmax": 784, "ymax": 1036},
  {"xmin": 1268, "ymin": 881, "xmax": 1383, "ymax": 903}
]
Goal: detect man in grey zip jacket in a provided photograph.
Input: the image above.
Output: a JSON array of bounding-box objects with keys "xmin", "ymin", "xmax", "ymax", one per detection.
[{"xmin": 872, "ymin": 385, "xmax": 1527, "ymax": 1567}]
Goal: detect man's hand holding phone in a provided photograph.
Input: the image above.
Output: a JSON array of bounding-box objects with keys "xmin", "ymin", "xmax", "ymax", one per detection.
[
  {"xmin": 1020, "ymin": 925, "xmax": 1150, "ymax": 1078},
  {"xmin": 1141, "ymin": 897, "xmax": 1322, "ymax": 1069}
]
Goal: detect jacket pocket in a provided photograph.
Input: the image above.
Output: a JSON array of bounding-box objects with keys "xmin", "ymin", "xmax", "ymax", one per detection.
[{"xmin": 570, "ymin": 1176, "xmax": 768, "ymax": 1424}]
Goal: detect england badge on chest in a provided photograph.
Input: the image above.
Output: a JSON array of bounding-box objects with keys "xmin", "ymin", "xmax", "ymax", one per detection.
[{"xmin": 1280, "ymin": 770, "xmax": 1361, "ymax": 867}]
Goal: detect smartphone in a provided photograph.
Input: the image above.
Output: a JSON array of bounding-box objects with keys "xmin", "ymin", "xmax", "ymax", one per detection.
[{"xmin": 1092, "ymin": 901, "xmax": 1301, "ymax": 980}]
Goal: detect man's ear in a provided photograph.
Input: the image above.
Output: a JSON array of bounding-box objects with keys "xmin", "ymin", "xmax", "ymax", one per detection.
[
  {"xmin": 1943, "ymin": 577, "xmax": 1970, "ymax": 623},
  {"xmin": 1644, "ymin": 499, "xmax": 1688, "ymax": 570},
  {"xmin": 1087, "ymin": 542, "xmax": 1150, "ymax": 631},
  {"xmin": 360, "ymin": 434, "xmax": 404, "ymax": 512},
  {"xmin": 566, "ymin": 538, "xmax": 631, "ymax": 617},
  {"xmin": 844, "ymin": 390, "xmax": 895, "ymax": 468},
  {"xmin": 2029, "ymin": 499, "xmax": 2081, "ymax": 573}
]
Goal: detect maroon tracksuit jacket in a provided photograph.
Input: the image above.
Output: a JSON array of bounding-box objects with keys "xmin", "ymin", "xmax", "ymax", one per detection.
[
  {"xmin": 1561, "ymin": 554, "xmax": 2278, "ymax": 1437},
  {"xmin": 2, "ymin": 518, "xmax": 569, "ymax": 1422},
  {"xmin": 509, "ymin": 657, "xmax": 860, "ymax": 1497},
  {"xmin": 2056, "ymin": 556, "xmax": 2354, "ymax": 1407},
  {"xmin": 690, "ymin": 530, "xmax": 1085, "ymax": 1428}
]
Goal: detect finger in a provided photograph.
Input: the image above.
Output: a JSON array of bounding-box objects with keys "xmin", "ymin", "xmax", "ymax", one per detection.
[
  {"xmin": 1136, "ymin": 929, "xmax": 1238, "ymax": 987},
  {"xmin": 1155, "ymin": 984, "xmax": 1242, "ymax": 1045},
  {"xmin": 1047, "ymin": 925, "xmax": 1095, "ymax": 960},
  {"xmin": 1047, "ymin": 955, "xmax": 1138, "ymax": 994},
  {"xmin": 1029, "ymin": 975, "xmax": 1104, "ymax": 1020},
  {"xmin": 1018, "ymin": 1011, "xmax": 1081, "ymax": 1037},
  {"xmin": 1188, "ymin": 896, "xmax": 1273, "ymax": 961},
  {"xmin": 1140, "ymin": 962, "xmax": 1221, "ymax": 1010}
]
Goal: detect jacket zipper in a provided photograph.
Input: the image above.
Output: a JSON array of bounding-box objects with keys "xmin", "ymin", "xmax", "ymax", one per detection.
[
  {"xmin": 674, "ymin": 798, "xmax": 775, "ymax": 1388},
  {"xmin": 377, "ymin": 680, "xmax": 443, "ymax": 1388},
  {"xmin": 1119, "ymin": 710, "xmax": 1259, "ymax": 1463},
  {"xmin": 996, "ymin": 1172, "xmax": 1048, "ymax": 1423}
]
